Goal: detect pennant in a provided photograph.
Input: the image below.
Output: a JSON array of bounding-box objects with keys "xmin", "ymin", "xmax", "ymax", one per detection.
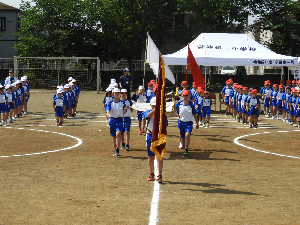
[
  {"xmin": 150, "ymin": 54, "xmax": 167, "ymax": 161},
  {"xmin": 146, "ymin": 33, "xmax": 176, "ymax": 84},
  {"xmin": 187, "ymin": 45, "xmax": 206, "ymax": 88}
]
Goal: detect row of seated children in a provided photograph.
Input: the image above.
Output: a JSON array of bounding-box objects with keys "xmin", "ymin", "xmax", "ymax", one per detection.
[
  {"xmin": 0, "ymin": 76, "xmax": 30, "ymax": 125},
  {"xmin": 52, "ymin": 78, "xmax": 81, "ymax": 126}
]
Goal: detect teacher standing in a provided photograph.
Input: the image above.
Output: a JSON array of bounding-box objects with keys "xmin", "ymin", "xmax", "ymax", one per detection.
[{"xmin": 119, "ymin": 68, "xmax": 132, "ymax": 99}]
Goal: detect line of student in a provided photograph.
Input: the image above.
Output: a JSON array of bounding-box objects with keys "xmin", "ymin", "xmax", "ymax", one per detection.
[
  {"xmin": 0, "ymin": 76, "xmax": 30, "ymax": 125},
  {"xmin": 52, "ymin": 77, "xmax": 81, "ymax": 126}
]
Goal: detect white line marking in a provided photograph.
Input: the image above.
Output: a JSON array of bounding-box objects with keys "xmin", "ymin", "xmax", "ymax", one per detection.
[
  {"xmin": 0, "ymin": 127, "xmax": 82, "ymax": 158},
  {"xmin": 234, "ymin": 130, "xmax": 300, "ymax": 159},
  {"xmin": 149, "ymin": 158, "xmax": 160, "ymax": 225}
]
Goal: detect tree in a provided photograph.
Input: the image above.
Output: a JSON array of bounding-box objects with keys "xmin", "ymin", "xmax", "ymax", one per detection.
[
  {"xmin": 16, "ymin": 0, "xmax": 102, "ymax": 57},
  {"xmin": 248, "ymin": 0, "xmax": 300, "ymax": 57},
  {"xmin": 15, "ymin": 0, "xmax": 178, "ymax": 67}
]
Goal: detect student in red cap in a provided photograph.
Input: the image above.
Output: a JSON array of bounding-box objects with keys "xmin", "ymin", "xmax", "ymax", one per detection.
[
  {"xmin": 271, "ymin": 84, "xmax": 278, "ymax": 119},
  {"xmin": 261, "ymin": 81, "xmax": 272, "ymax": 117},
  {"xmin": 283, "ymin": 86, "xmax": 292, "ymax": 122},
  {"xmin": 172, "ymin": 90, "xmax": 199, "ymax": 157},
  {"xmin": 146, "ymin": 82, "xmax": 155, "ymax": 103},
  {"xmin": 221, "ymin": 80, "xmax": 233, "ymax": 115},
  {"xmin": 274, "ymin": 84, "xmax": 285, "ymax": 120},
  {"xmin": 246, "ymin": 89, "xmax": 260, "ymax": 128},
  {"xmin": 291, "ymin": 80, "xmax": 296, "ymax": 89},
  {"xmin": 296, "ymin": 90, "xmax": 300, "ymax": 127},
  {"xmin": 236, "ymin": 85, "xmax": 243, "ymax": 123},
  {"xmin": 286, "ymin": 80, "xmax": 292, "ymax": 88},
  {"xmin": 289, "ymin": 89, "xmax": 298, "ymax": 126},
  {"xmin": 200, "ymin": 91, "xmax": 212, "ymax": 127},
  {"xmin": 195, "ymin": 87, "xmax": 204, "ymax": 125},
  {"xmin": 190, "ymin": 82, "xmax": 197, "ymax": 97},
  {"xmin": 241, "ymin": 87, "xmax": 248, "ymax": 124},
  {"xmin": 179, "ymin": 81, "xmax": 195, "ymax": 102}
]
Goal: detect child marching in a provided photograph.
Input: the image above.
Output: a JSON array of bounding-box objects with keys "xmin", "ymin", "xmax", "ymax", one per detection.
[
  {"xmin": 106, "ymin": 88, "xmax": 130, "ymax": 156},
  {"xmin": 200, "ymin": 91, "xmax": 212, "ymax": 127},
  {"xmin": 120, "ymin": 89, "xmax": 133, "ymax": 151},
  {"xmin": 172, "ymin": 90, "xmax": 199, "ymax": 157},
  {"xmin": 247, "ymin": 89, "xmax": 260, "ymax": 128}
]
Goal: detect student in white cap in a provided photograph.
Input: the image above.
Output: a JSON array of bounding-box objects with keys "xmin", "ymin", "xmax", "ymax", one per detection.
[
  {"xmin": 16, "ymin": 80, "xmax": 23, "ymax": 118},
  {"xmin": 0, "ymin": 84, "xmax": 8, "ymax": 125},
  {"xmin": 4, "ymin": 84, "xmax": 15, "ymax": 124},
  {"xmin": 21, "ymin": 77, "xmax": 29, "ymax": 115},
  {"xmin": 106, "ymin": 88, "xmax": 130, "ymax": 156},
  {"xmin": 103, "ymin": 87, "xmax": 113, "ymax": 117},
  {"xmin": 120, "ymin": 88, "xmax": 133, "ymax": 151},
  {"xmin": 11, "ymin": 83, "xmax": 18, "ymax": 120},
  {"xmin": 71, "ymin": 79, "xmax": 81, "ymax": 114},
  {"xmin": 144, "ymin": 97, "xmax": 163, "ymax": 183},
  {"xmin": 63, "ymin": 84, "xmax": 71, "ymax": 118},
  {"xmin": 136, "ymin": 85, "xmax": 147, "ymax": 134},
  {"xmin": 53, "ymin": 89, "xmax": 66, "ymax": 126}
]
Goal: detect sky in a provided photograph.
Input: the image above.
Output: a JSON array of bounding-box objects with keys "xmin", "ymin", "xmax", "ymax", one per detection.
[{"xmin": 1, "ymin": 0, "xmax": 24, "ymax": 9}]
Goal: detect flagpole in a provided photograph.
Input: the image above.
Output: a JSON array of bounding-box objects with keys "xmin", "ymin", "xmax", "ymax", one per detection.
[{"xmin": 205, "ymin": 66, "xmax": 207, "ymax": 90}]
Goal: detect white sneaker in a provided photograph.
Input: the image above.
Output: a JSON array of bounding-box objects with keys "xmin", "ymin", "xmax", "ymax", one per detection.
[
  {"xmin": 266, "ymin": 114, "xmax": 270, "ymax": 118},
  {"xmin": 272, "ymin": 116, "xmax": 275, "ymax": 119},
  {"xmin": 293, "ymin": 123, "xmax": 297, "ymax": 127},
  {"xmin": 203, "ymin": 123, "xmax": 206, "ymax": 127},
  {"xmin": 12, "ymin": 116, "xmax": 16, "ymax": 120},
  {"xmin": 206, "ymin": 123, "xmax": 209, "ymax": 127},
  {"xmin": 179, "ymin": 142, "xmax": 183, "ymax": 149},
  {"xmin": 0, "ymin": 122, "xmax": 2, "ymax": 126}
]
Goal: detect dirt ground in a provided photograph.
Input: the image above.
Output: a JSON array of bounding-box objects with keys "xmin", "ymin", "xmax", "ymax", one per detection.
[{"xmin": 0, "ymin": 90, "xmax": 300, "ymax": 225}]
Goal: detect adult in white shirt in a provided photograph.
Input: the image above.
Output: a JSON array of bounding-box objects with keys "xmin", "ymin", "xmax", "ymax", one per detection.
[{"xmin": 4, "ymin": 69, "xmax": 17, "ymax": 87}]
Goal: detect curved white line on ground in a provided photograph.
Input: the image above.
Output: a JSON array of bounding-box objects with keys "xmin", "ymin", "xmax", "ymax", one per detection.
[
  {"xmin": 0, "ymin": 127, "xmax": 82, "ymax": 158},
  {"xmin": 234, "ymin": 130, "xmax": 300, "ymax": 159}
]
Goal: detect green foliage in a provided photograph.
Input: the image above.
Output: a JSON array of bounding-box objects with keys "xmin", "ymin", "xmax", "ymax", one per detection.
[
  {"xmin": 15, "ymin": 0, "xmax": 177, "ymax": 66},
  {"xmin": 176, "ymin": 0, "xmax": 250, "ymax": 44},
  {"xmin": 247, "ymin": 0, "xmax": 300, "ymax": 56}
]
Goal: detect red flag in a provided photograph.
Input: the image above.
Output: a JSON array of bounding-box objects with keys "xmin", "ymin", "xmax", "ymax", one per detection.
[
  {"xmin": 150, "ymin": 54, "xmax": 167, "ymax": 161},
  {"xmin": 187, "ymin": 45, "xmax": 206, "ymax": 88}
]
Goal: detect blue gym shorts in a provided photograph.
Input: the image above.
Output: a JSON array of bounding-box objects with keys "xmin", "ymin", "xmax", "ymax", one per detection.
[
  {"xmin": 146, "ymin": 133, "xmax": 155, "ymax": 157},
  {"xmin": 109, "ymin": 117, "xmax": 124, "ymax": 136},
  {"xmin": 55, "ymin": 107, "xmax": 64, "ymax": 117},
  {"xmin": 66, "ymin": 100, "xmax": 70, "ymax": 110},
  {"xmin": 231, "ymin": 101, "xmax": 236, "ymax": 108},
  {"xmin": 290, "ymin": 108, "xmax": 295, "ymax": 116},
  {"xmin": 249, "ymin": 106, "xmax": 259, "ymax": 117},
  {"xmin": 137, "ymin": 111, "xmax": 144, "ymax": 121},
  {"xmin": 271, "ymin": 99, "xmax": 277, "ymax": 107},
  {"xmin": 0, "ymin": 103, "xmax": 6, "ymax": 113},
  {"xmin": 179, "ymin": 121, "xmax": 193, "ymax": 138},
  {"xmin": 295, "ymin": 109, "xmax": 300, "ymax": 117},
  {"xmin": 224, "ymin": 96, "xmax": 230, "ymax": 105},
  {"xmin": 202, "ymin": 107, "xmax": 211, "ymax": 117},
  {"xmin": 264, "ymin": 97, "xmax": 270, "ymax": 107},
  {"xmin": 123, "ymin": 117, "xmax": 131, "ymax": 132},
  {"xmin": 277, "ymin": 100, "xmax": 283, "ymax": 110}
]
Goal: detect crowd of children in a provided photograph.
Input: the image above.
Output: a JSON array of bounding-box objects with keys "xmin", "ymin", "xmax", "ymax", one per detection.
[
  {"xmin": 0, "ymin": 74, "xmax": 30, "ymax": 125},
  {"xmin": 220, "ymin": 78, "xmax": 300, "ymax": 128},
  {"xmin": 52, "ymin": 77, "xmax": 81, "ymax": 126}
]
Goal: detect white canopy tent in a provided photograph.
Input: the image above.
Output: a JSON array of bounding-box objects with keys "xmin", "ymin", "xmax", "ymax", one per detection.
[{"xmin": 162, "ymin": 33, "xmax": 299, "ymax": 67}]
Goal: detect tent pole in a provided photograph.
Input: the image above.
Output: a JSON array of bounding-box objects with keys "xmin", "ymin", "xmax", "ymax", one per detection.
[{"xmin": 205, "ymin": 66, "xmax": 207, "ymax": 90}]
